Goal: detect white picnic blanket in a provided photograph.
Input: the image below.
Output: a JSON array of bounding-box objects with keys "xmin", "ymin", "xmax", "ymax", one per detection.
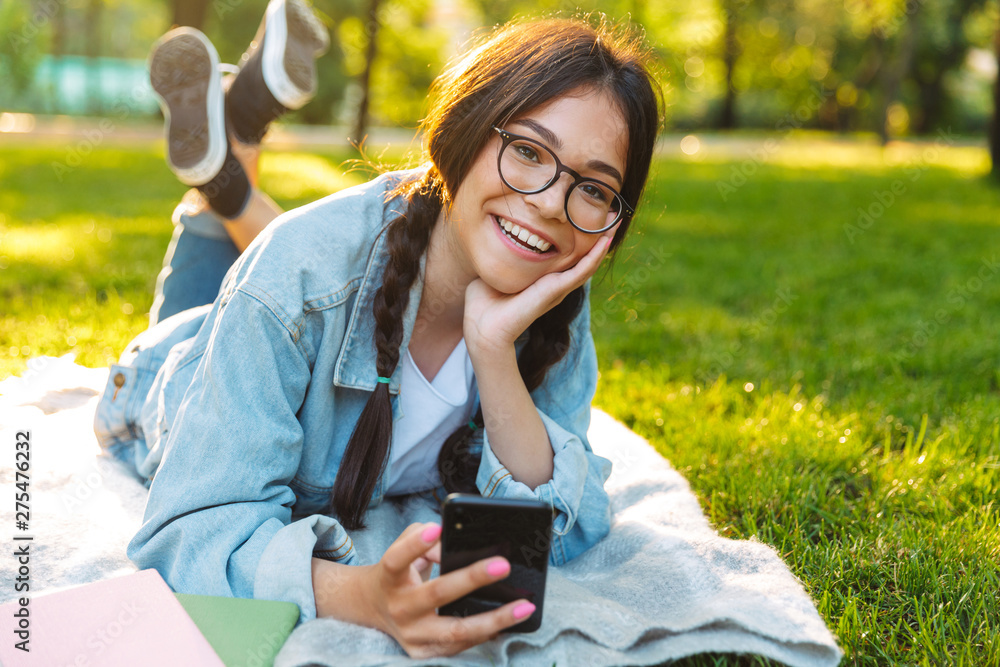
[{"xmin": 0, "ymin": 356, "xmax": 842, "ymax": 666}]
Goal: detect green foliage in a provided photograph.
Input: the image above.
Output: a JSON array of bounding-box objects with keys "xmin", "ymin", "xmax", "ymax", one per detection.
[
  {"xmin": 0, "ymin": 0, "xmax": 51, "ymax": 95},
  {"xmin": 337, "ymin": 0, "xmax": 449, "ymax": 128},
  {"xmin": 0, "ymin": 137, "xmax": 998, "ymax": 665},
  {"xmin": 468, "ymin": 0, "xmax": 633, "ymax": 26},
  {"xmin": 643, "ymin": 0, "xmax": 998, "ymax": 133},
  {"xmin": 6, "ymin": 0, "xmax": 998, "ymax": 137},
  {"xmin": 296, "ymin": 0, "xmax": 353, "ymax": 125}
]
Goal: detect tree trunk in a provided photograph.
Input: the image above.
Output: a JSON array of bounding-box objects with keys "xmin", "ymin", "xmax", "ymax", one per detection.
[
  {"xmin": 876, "ymin": 8, "xmax": 920, "ymax": 144},
  {"xmin": 84, "ymin": 0, "xmax": 103, "ymax": 115},
  {"xmin": 352, "ymin": 0, "xmax": 381, "ymax": 143},
  {"xmin": 718, "ymin": 0, "xmax": 739, "ymax": 130},
  {"xmin": 908, "ymin": 0, "xmax": 982, "ymax": 134},
  {"xmin": 48, "ymin": 0, "xmax": 67, "ymax": 114},
  {"xmin": 50, "ymin": 0, "xmax": 67, "ymax": 57},
  {"xmin": 842, "ymin": 34, "xmax": 885, "ymax": 132},
  {"xmin": 912, "ymin": 73, "xmax": 946, "ymax": 135},
  {"xmin": 171, "ymin": 0, "xmax": 212, "ymax": 30},
  {"xmin": 990, "ymin": 20, "xmax": 1000, "ymax": 180}
]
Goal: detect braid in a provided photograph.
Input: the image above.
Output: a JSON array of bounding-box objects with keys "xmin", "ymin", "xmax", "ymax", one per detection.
[
  {"xmin": 438, "ymin": 286, "xmax": 585, "ymax": 494},
  {"xmin": 517, "ymin": 287, "xmax": 585, "ymax": 392},
  {"xmin": 330, "ymin": 174, "xmax": 443, "ymax": 529}
]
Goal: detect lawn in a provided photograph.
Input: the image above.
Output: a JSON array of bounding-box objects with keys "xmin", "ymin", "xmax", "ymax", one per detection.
[{"xmin": 1, "ymin": 134, "xmax": 998, "ymax": 665}]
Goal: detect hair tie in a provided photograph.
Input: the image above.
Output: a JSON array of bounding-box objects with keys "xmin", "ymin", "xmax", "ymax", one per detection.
[
  {"xmin": 376, "ymin": 376, "xmax": 391, "ymax": 384},
  {"xmin": 467, "ymin": 420, "xmax": 479, "ymax": 431}
]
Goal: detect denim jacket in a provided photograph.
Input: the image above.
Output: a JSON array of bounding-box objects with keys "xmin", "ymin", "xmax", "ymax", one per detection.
[{"xmin": 94, "ymin": 170, "xmax": 612, "ymax": 622}]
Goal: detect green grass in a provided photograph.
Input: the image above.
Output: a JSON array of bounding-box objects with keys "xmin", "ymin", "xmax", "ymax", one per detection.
[
  {"xmin": 1, "ymin": 135, "xmax": 998, "ymax": 665},
  {"xmin": 0, "ymin": 144, "xmax": 372, "ymax": 373}
]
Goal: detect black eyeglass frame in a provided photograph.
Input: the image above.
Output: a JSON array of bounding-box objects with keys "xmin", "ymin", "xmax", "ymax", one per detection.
[{"xmin": 491, "ymin": 126, "xmax": 634, "ymax": 234}]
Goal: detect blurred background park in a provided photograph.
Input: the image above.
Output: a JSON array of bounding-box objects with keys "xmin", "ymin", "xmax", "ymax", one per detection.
[
  {"xmin": 2, "ymin": 0, "xmax": 1000, "ymax": 665},
  {"xmin": 1, "ymin": 0, "xmax": 1000, "ymax": 144}
]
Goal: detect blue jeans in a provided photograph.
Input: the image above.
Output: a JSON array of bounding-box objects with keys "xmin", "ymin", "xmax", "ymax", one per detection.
[
  {"xmin": 94, "ymin": 202, "xmax": 238, "ymax": 481},
  {"xmin": 149, "ymin": 202, "xmax": 240, "ymax": 325}
]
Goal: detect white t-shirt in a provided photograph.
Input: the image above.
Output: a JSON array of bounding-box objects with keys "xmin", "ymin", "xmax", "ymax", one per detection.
[{"xmin": 385, "ymin": 338, "xmax": 477, "ymax": 496}]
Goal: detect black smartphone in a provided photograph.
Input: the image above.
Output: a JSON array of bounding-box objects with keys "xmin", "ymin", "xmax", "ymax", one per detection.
[{"xmin": 437, "ymin": 493, "xmax": 552, "ymax": 632}]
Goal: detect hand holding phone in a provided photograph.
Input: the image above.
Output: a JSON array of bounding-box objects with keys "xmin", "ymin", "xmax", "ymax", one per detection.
[
  {"xmin": 438, "ymin": 494, "xmax": 553, "ymax": 632},
  {"xmin": 341, "ymin": 520, "xmax": 533, "ymax": 658}
]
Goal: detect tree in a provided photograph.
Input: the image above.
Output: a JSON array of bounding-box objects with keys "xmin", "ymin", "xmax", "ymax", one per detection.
[
  {"xmin": 907, "ymin": 0, "xmax": 991, "ymax": 134},
  {"xmin": 171, "ymin": 0, "xmax": 212, "ymax": 29},
  {"xmin": 352, "ymin": 0, "xmax": 380, "ymax": 142},
  {"xmin": 85, "ymin": 0, "xmax": 104, "ymax": 114},
  {"xmin": 717, "ymin": 0, "xmax": 741, "ymax": 129},
  {"xmin": 990, "ymin": 19, "xmax": 1000, "ymax": 178},
  {"xmin": 875, "ymin": 4, "xmax": 921, "ymax": 143},
  {"xmin": 0, "ymin": 0, "xmax": 51, "ymax": 107}
]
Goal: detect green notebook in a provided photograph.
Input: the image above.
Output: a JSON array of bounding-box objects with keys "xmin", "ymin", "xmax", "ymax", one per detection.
[{"xmin": 174, "ymin": 593, "xmax": 301, "ymax": 667}]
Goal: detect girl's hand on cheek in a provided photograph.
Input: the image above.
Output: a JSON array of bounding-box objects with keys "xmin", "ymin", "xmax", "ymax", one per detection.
[
  {"xmin": 464, "ymin": 232, "xmax": 613, "ymax": 358},
  {"xmin": 361, "ymin": 522, "xmax": 533, "ymax": 658}
]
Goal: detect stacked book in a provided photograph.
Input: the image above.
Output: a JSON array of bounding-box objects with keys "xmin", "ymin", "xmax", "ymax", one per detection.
[{"xmin": 0, "ymin": 569, "xmax": 300, "ymax": 666}]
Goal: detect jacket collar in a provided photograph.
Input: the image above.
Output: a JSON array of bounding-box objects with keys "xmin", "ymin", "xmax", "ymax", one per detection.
[{"xmin": 333, "ymin": 223, "xmax": 425, "ymax": 395}]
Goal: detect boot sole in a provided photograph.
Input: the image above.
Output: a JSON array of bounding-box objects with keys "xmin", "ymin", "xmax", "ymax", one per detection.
[
  {"xmin": 149, "ymin": 28, "xmax": 226, "ymax": 185},
  {"xmin": 262, "ymin": 0, "xmax": 329, "ymax": 110}
]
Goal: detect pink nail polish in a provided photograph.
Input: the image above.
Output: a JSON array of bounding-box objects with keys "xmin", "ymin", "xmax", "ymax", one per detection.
[
  {"xmin": 421, "ymin": 524, "xmax": 441, "ymax": 543},
  {"xmin": 512, "ymin": 602, "xmax": 536, "ymax": 620},
  {"xmin": 486, "ymin": 560, "xmax": 510, "ymax": 577}
]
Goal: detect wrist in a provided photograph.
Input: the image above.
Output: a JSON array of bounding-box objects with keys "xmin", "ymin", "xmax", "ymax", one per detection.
[
  {"xmin": 312, "ymin": 559, "xmax": 381, "ymax": 629},
  {"xmin": 467, "ymin": 338, "xmax": 517, "ymax": 373}
]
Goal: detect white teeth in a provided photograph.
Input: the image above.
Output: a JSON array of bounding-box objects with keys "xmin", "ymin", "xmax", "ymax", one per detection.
[{"xmin": 497, "ymin": 217, "xmax": 552, "ymax": 252}]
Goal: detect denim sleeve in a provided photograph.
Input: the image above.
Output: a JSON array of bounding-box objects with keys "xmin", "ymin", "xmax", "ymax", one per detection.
[
  {"xmin": 474, "ymin": 283, "xmax": 613, "ymax": 565},
  {"xmin": 127, "ymin": 287, "xmax": 356, "ymax": 622}
]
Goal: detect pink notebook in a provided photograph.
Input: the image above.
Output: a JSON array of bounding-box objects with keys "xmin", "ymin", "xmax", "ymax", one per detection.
[{"xmin": 0, "ymin": 569, "xmax": 224, "ymax": 666}]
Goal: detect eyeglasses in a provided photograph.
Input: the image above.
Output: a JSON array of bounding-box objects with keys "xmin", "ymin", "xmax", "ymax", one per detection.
[{"xmin": 492, "ymin": 126, "xmax": 634, "ymax": 234}]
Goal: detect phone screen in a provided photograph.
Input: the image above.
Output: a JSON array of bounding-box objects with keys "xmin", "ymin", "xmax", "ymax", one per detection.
[{"xmin": 438, "ymin": 494, "xmax": 552, "ymax": 632}]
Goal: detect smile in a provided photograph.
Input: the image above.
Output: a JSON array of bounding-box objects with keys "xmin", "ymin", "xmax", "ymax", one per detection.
[{"xmin": 494, "ymin": 216, "xmax": 553, "ymax": 253}]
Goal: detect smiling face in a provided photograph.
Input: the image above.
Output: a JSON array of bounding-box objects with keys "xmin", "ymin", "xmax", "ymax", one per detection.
[{"xmin": 439, "ymin": 86, "xmax": 629, "ymax": 294}]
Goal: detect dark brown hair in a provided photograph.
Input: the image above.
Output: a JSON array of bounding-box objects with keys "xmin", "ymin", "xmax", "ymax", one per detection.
[{"xmin": 330, "ymin": 17, "xmax": 662, "ymax": 529}]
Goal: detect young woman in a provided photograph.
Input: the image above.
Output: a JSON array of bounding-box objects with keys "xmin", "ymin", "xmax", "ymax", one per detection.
[{"xmin": 95, "ymin": 4, "xmax": 660, "ymax": 658}]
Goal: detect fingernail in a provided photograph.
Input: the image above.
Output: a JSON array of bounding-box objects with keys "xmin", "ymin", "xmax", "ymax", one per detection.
[
  {"xmin": 512, "ymin": 602, "xmax": 536, "ymax": 620},
  {"xmin": 486, "ymin": 559, "xmax": 510, "ymax": 577},
  {"xmin": 421, "ymin": 524, "xmax": 441, "ymax": 543}
]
